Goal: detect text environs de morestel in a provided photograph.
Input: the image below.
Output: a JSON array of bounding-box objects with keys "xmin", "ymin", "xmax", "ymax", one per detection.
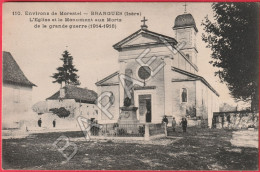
[{"xmin": 25, "ymin": 11, "xmax": 83, "ymax": 16}]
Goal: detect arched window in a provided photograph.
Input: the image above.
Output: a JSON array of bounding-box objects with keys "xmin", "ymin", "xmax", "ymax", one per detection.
[{"xmin": 181, "ymin": 88, "xmax": 187, "ymax": 102}]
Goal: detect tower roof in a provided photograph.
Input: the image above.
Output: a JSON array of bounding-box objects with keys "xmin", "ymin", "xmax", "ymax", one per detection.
[{"xmin": 173, "ymin": 13, "xmax": 198, "ymax": 32}]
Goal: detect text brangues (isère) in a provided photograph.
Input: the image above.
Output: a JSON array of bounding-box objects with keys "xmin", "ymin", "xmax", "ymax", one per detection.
[{"xmin": 12, "ymin": 10, "xmax": 142, "ymax": 30}]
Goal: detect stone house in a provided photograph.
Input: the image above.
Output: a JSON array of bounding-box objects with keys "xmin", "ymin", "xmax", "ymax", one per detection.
[
  {"xmin": 46, "ymin": 85, "xmax": 98, "ymax": 122},
  {"xmin": 2, "ymin": 51, "xmax": 36, "ymax": 129}
]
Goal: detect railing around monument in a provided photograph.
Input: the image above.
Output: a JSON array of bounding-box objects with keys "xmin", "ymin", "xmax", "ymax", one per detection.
[
  {"xmin": 89, "ymin": 123, "xmax": 166, "ymax": 138},
  {"xmin": 90, "ymin": 123, "xmax": 145, "ymax": 137}
]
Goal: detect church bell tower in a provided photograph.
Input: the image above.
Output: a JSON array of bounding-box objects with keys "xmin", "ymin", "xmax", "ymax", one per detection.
[{"xmin": 172, "ymin": 9, "xmax": 198, "ymax": 67}]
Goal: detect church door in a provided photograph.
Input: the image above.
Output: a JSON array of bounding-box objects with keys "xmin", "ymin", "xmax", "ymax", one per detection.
[{"xmin": 138, "ymin": 94, "xmax": 152, "ymax": 123}]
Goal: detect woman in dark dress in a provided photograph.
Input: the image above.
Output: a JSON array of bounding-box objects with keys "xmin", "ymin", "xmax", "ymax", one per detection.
[
  {"xmin": 146, "ymin": 110, "xmax": 151, "ymax": 122},
  {"xmin": 181, "ymin": 118, "xmax": 188, "ymax": 132}
]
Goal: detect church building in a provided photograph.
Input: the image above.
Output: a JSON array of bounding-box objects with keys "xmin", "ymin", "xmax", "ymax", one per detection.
[{"xmin": 96, "ymin": 12, "xmax": 219, "ymax": 127}]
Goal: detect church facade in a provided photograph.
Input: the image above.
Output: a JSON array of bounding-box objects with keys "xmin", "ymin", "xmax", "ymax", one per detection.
[{"xmin": 96, "ymin": 13, "xmax": 219, "ymax": 127}]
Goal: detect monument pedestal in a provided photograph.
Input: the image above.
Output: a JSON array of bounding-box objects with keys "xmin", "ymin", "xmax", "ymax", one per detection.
[
  {"xmin": 118, "ymin": 106, "xmax": 139, "ymax": 134},
  {"xmin": 118, "ymin": 106, "xmax": 139, "ymax": 124}
]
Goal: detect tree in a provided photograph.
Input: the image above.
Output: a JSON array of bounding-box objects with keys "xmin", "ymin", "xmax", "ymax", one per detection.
[
  {"xmin": 32, "ymin": 101, "xmax": 48, "ymax": 114},
  {"xmin": 52, "ymin": 50, "xmax": 80, "ymax": 87},
  {"xmin": 49, "ymin": 107, "xmax": 70, "ymax": 118},
  {"xmin": 202, "ymin": 3, "xmax": 259, "ymax": 111}
]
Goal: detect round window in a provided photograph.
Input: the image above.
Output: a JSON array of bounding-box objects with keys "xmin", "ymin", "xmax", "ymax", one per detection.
[{"xmin": 138, "ymin": 66, "xmax": 151, "ymax": 80}]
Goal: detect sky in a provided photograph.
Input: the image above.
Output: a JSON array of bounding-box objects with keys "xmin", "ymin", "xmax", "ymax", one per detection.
[{"xmin": 3, "ymin": 2, "xmax": 237, "ymax": 106}]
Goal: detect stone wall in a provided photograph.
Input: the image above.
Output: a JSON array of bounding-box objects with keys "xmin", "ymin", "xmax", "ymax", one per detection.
[
  {"xmin": 171, "ymin": 72, "xmax": 196, "ymax": 122},
  {"xmin": 212, "ymin": 111, "xmax": 259, "ymax": 129},
  {"xmin": 187, "ymin": 119, "xmax": 208, "ymax": 128},
  {"xmin": 2, "ymin": 83, "xmax": 33, "ymax": 129}
]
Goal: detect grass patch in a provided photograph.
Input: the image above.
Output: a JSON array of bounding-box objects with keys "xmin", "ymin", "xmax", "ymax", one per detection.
[{"xmin": 2, "ymin": 127, "xmax": 258, "ymax": 170}]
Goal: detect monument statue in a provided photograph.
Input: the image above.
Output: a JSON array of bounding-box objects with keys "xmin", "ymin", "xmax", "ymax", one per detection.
[{"xmin": 118, "ymin": 68, "xmax": 139, "ymax": 125}]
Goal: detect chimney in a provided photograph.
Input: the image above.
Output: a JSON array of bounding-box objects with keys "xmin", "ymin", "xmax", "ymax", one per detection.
[
  {"xmin": 60, "ymin": 88, "xmax": 65, "ymax": 98},
  {"xmin": 61, "ymin": 81, "xmax": 66, "ymax": 88}
]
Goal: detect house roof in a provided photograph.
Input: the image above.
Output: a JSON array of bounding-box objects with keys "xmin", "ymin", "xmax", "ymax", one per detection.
[
  {"xmin": 95, "ymin": 71, "xmax": 119, "ymax": 86},
  {"xmin": 47, "ymin": 85, "xmax": 98, "ymax": 104},
  {"xmin": 3, "ymin": 51, "xmax": 36, "ymax": 87},
  {"xmin": 172, "ymin": 67, "xmax": 219, "ymax": 96},
  {"xmin": 113, "ymin": 29, "xmax": 178, "ymax": 50}
]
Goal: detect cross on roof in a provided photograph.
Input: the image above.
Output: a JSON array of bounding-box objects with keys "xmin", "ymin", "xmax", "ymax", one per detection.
[
  {"xmin": 141, "ymin": 17, "xmax": 148, "ymax": 26},
  {"xmin": 183, "ymin": 3, "xmax": 188, "ymax": 13}
]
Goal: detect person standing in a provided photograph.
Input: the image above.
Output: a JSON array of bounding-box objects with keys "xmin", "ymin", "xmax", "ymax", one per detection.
[
  {"xmin": 146, "ymin": 110, "xmax": 151, "ymax": 123},
  {"xmin": 181, "ymin": 118, "xmax": 188, "ymax": 132},
  {"xmin": 162, "ymin": 115, "xmax": 168, "ymax": 127},
  {"xmin": 38, "ymin": 118, "xmax": 42, "ymax": 127},
  {"xmin": 172, "ymin": 117, "xmax": 177, "ymax": 132},
  {"xmin": 53, "ymin": 119, "xmax": 56, "ymax": 128}
]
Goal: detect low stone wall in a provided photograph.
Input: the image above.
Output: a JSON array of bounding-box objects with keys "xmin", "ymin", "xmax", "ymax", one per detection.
[
  {"xmin": 187, "ymin": 119, "xmax": 208, "ymax": 128},
  {"xmin": 212, "ymin": 111, "xmax": 259, "ymax": 129},
  {"xmin": 149, "ymin": 123, "xmax": 165, "ymax": 136}
]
